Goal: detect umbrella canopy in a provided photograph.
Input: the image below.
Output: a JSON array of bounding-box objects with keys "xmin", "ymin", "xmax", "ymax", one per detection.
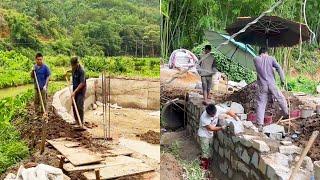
[
  {"xmin": 168, "ymin": 49, "xmax": 198, "ymax": 71},
  {"xmin": 226, "ymin": 16, "xmax": 311, "ymax": 47},
  {"xmin": 204, "ymin": 30, "xmax": 257, "ymax": 71}
]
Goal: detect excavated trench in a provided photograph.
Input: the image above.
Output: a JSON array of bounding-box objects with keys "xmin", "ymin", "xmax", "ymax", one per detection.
[{"xmin": 161, "ymin": 100, "xmax": 185, "ymax": 130}]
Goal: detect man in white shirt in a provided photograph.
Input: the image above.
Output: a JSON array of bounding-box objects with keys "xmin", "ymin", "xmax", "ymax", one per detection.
[{"xmin": 198, "ymin": 103, "xmax": 239, "ymax": 170}]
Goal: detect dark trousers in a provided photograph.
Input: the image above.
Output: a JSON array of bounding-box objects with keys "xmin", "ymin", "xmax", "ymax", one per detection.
[{"xmin": 72, "ymin": 93, "xmax": 84, "ymax": 124}]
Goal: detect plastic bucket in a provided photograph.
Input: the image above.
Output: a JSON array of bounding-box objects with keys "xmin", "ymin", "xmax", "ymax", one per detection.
[
  {"xmin": 247, "ymin": 112, "xmax": 256, "ymax": 123},
  {"xmin": 301, "ymin": 107, "xmax": 314, "ymax": 119},
  {"xmin": 264, "ymin": 112, "xmax": 273, "ymax": 125},
  {"xmin": 316, "ymin": 105, "xmax": 320, "ymax": 115},
  {"xmin": 290, "ymin": 109, "xmax": 301, "ymax": 118}
]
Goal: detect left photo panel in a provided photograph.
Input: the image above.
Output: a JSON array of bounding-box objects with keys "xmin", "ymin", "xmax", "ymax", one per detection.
[{"xmin": 0, "ymin": 1, "xmax": 160, "ymax": 180}]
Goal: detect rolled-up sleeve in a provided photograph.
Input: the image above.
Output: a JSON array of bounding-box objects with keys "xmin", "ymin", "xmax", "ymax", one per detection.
[{"xmin": 272, "ymin": 58, "xmax": 285, "ymax": 83}]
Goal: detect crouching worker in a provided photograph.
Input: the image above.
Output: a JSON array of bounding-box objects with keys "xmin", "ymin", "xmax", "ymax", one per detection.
[{"xmin": 198, "ymin": 103, "xmax": 239, "ymax": 170}]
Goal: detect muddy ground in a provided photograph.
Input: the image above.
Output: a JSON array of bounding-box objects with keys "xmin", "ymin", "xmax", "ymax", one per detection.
[
  {"xmin": 160, "ymin": 153, "xmax": 183, "ymax": 180},
  {"xmin": 161, "ymin": 130, "xmax": 226, "ymax": 180},
  {"xmin": 1, "ymin": 96, "xmax": 159, "ymax": 180}
]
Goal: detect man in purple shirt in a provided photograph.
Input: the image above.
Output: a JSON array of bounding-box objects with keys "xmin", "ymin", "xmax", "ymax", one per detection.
[{"xmin": 254, "ymin": 47, "xmax": 288, "ymax": 130}]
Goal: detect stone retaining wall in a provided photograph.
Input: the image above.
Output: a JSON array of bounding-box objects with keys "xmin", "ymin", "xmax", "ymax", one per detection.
[
  {"xmin": 52, "ymin": 77, "xmax": 160, "ymax": 123},
  {"xmin": 186, "ymin": 95, "xmax": 313, "ymax": 180}
]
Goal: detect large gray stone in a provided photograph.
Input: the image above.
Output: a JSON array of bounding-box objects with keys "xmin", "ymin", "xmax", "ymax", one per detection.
[
  {"xmin": 237, "ymin": 161, "xmax": 250, "ymax": 177},
  {"xmin": 226, "ymin": 119, "xmax": 245, "ymax": 135},
  {"xmin": 252, "ymin": 140, "xmax": 270, "ymax": 152},
  {"xmin": 251, "ymin": 151, "xmax": 259, "ymax": 169},
  {"xmin": 258, "ymin": 156, "xmax": 268, "ymax": 175},
  {"xmin": 263, "ymin": 124, "xmax": 285, "ymax": 134},
  {"xmin": 232, "ymin": 136, "xmax": 241, "ymax": 143},
  {"xmin": 228, "ymin": 168, "xmax": 234, "ymax": 179},
  {"xmin": 235, "ymin": 145, "xmax": 243, "ymax": 158},
  {"xmin": 240, "ymin": 135, "xmax": 258, "ymax": 147},
  {"xmin": 280, "ymin": 140, "xmax": 292, "ymax": 146},
  {"xmin": 219, "ymin": 160, "xmax": 228, "ymax": 174},
  {"xmin": 250, "ymin": 170, "xmax": 260, "ymax": 180},
  {"xmin": 294, "ymin": 156, "xmax": 314, "ymax": 172},
  {"xmin": 214, "ymin": 139, "xmax": 219, "ymax": 152},
  {"xmin": 261, "ymin": 153, "xmax": 292, "ymax": 180},
  {"xmin": 279, "ymin": 145, "xmax": 302, "ymax": 155},
  {"xmin": 219, "ymin": 146, "xmax": 224, "ymax": 158},
  {"xmin": 217, "ymin": 131, "xmax": 224, "ymax": 144},
  {"xmin": 230, "ymin": 102, "xmax": 244, "ymax": 114},
  {"xmin": 241, "ymin": 149, "xmax": 251, "ymax": 164},
  {"xmin": 242, "ymin": 121, "xmax": 259, "ymax": 132},
  {"xmin": 224, "ymin": 136, "xmax": 235, "ymax": 150},
  {"xmin": 269, "ymin": 132, "xmax": 283, "ymax": 140},
  {"xmin": 225, "ymin": 148, "xmax": 231, "ymax": 160}
]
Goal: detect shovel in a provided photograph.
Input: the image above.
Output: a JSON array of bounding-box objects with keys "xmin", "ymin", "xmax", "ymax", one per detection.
[
  {"xmin": 64, "ymin": 70, "xmax": 84, "ymax": 130},
  {"xmin": 33, "ymin": 70, "xmax": 48, "ymax": 154}
]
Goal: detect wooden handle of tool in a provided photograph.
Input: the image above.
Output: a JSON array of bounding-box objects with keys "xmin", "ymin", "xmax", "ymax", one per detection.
[
  {"xmin": 33, "ymin": 71, "xmax": 46, "ymax": 114},
  {"xmin": 289, "ymin": 131, "xmax": 319, "ymax": 180},
  {"xmin": 64, "ymin": 74, "xmax": 83, "ymax": 128},
  {"xmin": 34, "ymin": 71, "xmax": 48, "ymax": 154},
  {"xmin": 277, "ymin": 117, "xmax": 299, "ymax": 124}
]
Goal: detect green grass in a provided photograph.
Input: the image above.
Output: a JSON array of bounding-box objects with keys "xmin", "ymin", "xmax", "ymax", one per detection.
[
  {"xmin": 181, "ymin": 159, "xmax": 205, "ymax": 180},
  {"xmin": 163, "ymin": 140, "xmax": 205, "ymax": 179}
]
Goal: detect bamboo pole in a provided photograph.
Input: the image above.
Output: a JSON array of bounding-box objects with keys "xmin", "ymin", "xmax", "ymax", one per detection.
[
  {"xmin": 64, "ymin": 72, "xmax": 83, "ymax": 128},
  {"xmin": 33, "ymin": 71, "xmax": 48, "ymax": 154},
  {"xmin": 289, "ymin": 131, "xmax": 319, "ymax": 180}
]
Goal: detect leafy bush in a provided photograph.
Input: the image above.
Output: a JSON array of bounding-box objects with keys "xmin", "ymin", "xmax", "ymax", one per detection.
[
  {"xmin": 0, "ymin": 90, "xmax": 33, "ymax": 173},
  {"xmin": 287, "ymin": 76, "xmax": 319, "ymax": 94}
]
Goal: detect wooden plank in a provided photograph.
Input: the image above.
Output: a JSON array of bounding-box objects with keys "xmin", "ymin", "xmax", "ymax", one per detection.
[
  {"xmin": 107, "ymin": 145, "xmax": 134, "ymax": 156},
  {"xmin": 64, "ymin": 142, "xmax": 81, "ymax": 148},
  {"xmin": 47, "ymin": 138, "xmax": 103, "ymax": 166},
  {"xmin": 83, "ymin": 163, "xmax": 155, "ymax": 180},
  {"xmin": 63, "ymin": 155, "xmax": 142, "ymax": 172}
]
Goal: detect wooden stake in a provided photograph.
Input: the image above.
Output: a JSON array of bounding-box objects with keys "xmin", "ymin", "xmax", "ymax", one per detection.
[
  {"xmin": 33, "ymin": 71, "xmax": 48, "ymax": 154},
  {"xmin": 289, "ymin": 131, "xmax": 319, "ymax": 180},
  {"xmin": 64, "ymin": 72, "xmax": 83, "ymax": 128},
  {"xmin": 95, "ymin": 169, "xmax": 101, "ymax": 180},
  {"xmin": 59, "ymin": 156, "xmax": 65, "ymax": 169}
]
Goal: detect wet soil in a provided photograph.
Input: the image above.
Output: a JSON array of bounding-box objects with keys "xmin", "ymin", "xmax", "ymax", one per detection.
[{"xmin": 137, "ymin": 130, "xmax": 160, "ymax": 144}]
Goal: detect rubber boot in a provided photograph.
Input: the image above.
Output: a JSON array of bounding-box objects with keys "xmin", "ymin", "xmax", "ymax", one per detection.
[{"xmin": 200, "ymin": 158, "xmax": 209, "ymax": 170}]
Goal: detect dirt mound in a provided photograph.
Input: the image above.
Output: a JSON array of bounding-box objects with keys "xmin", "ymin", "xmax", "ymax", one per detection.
[
  {"xmin": 137, "ymin": 130, "xmax": 160, "ymax": 144},
  {"xmin": 13, "ymin": 97, "xmax": 108, "ymax": 153},
  {"xmin": 293, "ymin": 116, "xmax": 320, "ymax": 161},
  {"xmin": 160, "ymin": 69, "xmax": 200, "ymax": 88},
  {"xmin": 160, "ymin": 153, "xmax": 183, "ymax": 180}
]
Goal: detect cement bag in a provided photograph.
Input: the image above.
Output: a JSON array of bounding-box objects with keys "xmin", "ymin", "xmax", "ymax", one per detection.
[{"xmin": 18, "ymin": 164, "xmax": 63, "ymax": 180}]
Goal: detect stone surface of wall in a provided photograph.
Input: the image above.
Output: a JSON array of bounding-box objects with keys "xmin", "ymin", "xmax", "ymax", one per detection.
[{"xmin": 186, "ymin": 95, "xmax": 313, "ymax": 180}]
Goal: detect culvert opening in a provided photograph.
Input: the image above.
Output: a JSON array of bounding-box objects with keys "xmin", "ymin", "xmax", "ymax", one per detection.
[{"xmin": 161, "ymin": 100, "xmax": 185, "ymax": 130}]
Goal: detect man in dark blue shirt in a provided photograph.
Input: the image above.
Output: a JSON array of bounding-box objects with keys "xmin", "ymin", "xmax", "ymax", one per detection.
[
  {"xmin": 70, "ymin": 57, "xmax": 86, "ymax": 125},
  {"xmin": 31, "ymin": 53, "xmax": 51, "ymax": 115}
]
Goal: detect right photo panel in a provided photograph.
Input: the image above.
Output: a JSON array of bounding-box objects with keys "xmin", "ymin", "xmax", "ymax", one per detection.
[{"xmin": 160, "ymin": 0, "xmax": 320, "ymax": 180}]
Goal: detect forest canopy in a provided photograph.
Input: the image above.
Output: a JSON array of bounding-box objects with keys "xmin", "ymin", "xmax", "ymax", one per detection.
[{"xmin": 0, "ymin": 0, "xmax": 160, "ymax": 57}]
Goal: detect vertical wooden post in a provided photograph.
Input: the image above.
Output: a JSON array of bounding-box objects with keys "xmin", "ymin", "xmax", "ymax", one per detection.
[{"xmin": 95, "ymin": 169, "xmax": 101, "ymax": 180}]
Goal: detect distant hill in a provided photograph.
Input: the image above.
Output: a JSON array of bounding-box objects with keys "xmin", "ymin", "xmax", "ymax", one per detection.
[{"xmin": 0, "ymin": 0, "xmax": 160, "ymax": 56}]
